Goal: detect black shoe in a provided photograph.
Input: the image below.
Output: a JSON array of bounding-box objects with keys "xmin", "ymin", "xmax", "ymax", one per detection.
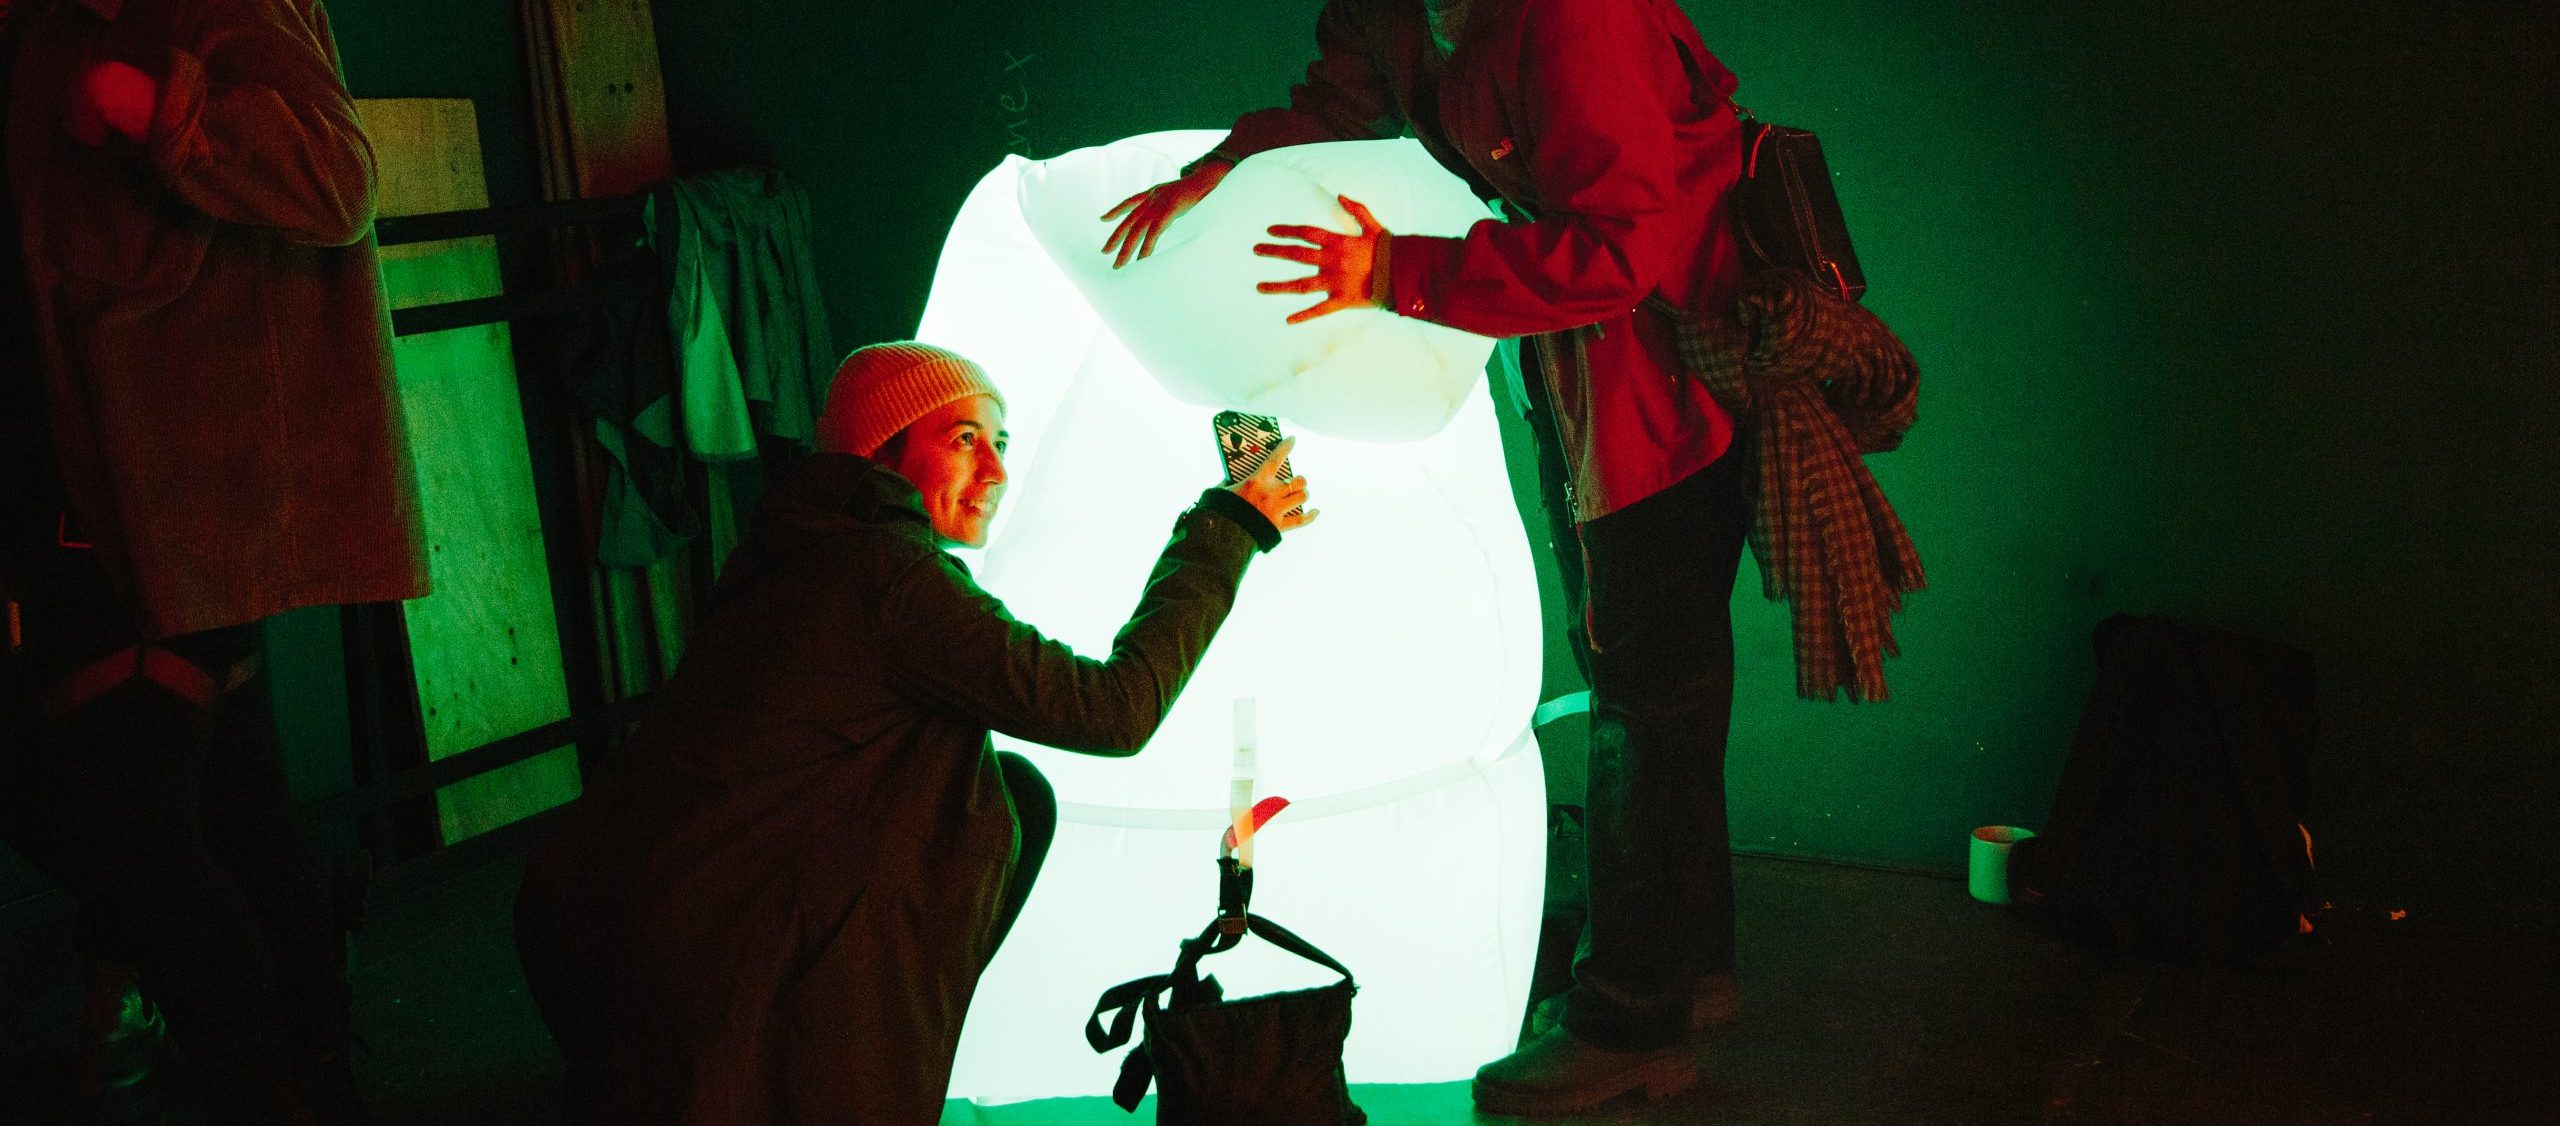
[
  {"xmin": 1472, "ymin": 1026, "xmax": 1697, "ymax": 1116},
  {"xmin": 1523, "ymin": 973, "xmax": 1739, "ymax": 1046}
]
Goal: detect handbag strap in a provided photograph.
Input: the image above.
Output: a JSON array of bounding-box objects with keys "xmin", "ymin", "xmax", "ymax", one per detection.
[
  {"xmin": 1085, "ymin": 912, "xmax": 1357, "ymax": 1053},
  {"xmin": 1085, "ymin": 971, "xmax": 1174, "ymax": 1053},
  {"xmin": 1234, "ymin": 913, "xmax": 1356, "ymax": 985},
  {"xmin": 1085, "ymin": 911, "xmax": 1360, "ymax": 1112}
]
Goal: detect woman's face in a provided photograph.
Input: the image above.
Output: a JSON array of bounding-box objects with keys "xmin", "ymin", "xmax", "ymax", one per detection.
[{"xmin": 884, "ymin": 395, "xmax": 1009, "ymax": 548}]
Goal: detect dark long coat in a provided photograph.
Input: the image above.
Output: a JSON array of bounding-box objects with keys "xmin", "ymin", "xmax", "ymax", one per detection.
[
  {"xmin": 516, "ymin": 454, "xmax": 1269, "ymax": 1124},
  {"xmin": 6, "ymin": 0, "xmax": 427, "ymax": 636}
]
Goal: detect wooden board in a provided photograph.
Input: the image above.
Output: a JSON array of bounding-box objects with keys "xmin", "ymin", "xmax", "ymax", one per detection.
[
  {"xmin": 357, "ymin": 98, "xmax": 581, "ymax": 843},
  {"xmin": 523, "ymin": 0, "xmax": 675, "ymax": 200},
  {"xmin": 522, "ymin": 0, "xmax": 694, "ymax": 700}
]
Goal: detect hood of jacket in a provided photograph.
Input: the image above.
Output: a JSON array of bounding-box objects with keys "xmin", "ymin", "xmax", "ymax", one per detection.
[
  {"xmin": 709, "ymin": 452, "xmax": 943, "ymax": 614},
  {"xmin": 760, "ymin": 451, "xmax": 934, "ymax": 540}
]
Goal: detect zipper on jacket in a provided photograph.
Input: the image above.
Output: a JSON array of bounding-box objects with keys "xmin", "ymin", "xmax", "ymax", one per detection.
[
  {"xmin": 1537, "ymin": 335, "xmax": 1603, "ymax": 656},
  {"xmin": 1573, "ymin": 511, "xmax": 1599, "ymax": 655},
  {"xmin": 1495, "ymin": 183, "xmax": 1608, "ymax": 657}
]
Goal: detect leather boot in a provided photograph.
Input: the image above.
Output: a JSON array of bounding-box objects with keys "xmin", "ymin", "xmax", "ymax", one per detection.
[
  {"xmin": 1471, "ymin": 1025, "xmax": 1697, "ymax": 1116},
  {"xmin": 1523, "ymin": 971, "xmax": 1739, "ymax": 1044}
]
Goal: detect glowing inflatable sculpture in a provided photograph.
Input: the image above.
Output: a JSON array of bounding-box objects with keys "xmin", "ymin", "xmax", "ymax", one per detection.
[{"xmin": 923, "ymin": 131, "xmax": 1546, "ymax": 1102}]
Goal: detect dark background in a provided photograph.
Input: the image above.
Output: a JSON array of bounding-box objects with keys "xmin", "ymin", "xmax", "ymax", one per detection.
[{"xmin": 6, "ymin": 1, "xmax": 2551, "ymax": 941}]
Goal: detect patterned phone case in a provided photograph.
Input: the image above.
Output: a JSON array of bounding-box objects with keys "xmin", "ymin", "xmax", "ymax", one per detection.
[{"xmin": 1211, "ymin": 411, "xmax": 1302, "ymax": 518}]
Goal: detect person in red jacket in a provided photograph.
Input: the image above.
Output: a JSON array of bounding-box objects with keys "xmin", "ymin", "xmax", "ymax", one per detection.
[{"xmin": 1102, "ymin": 0, "xmax": 1752, "ymax": 1113}]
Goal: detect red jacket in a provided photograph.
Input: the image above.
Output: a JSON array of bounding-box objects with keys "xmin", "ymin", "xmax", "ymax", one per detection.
[
  {"xmin": 1214, "ymin": 0, "xmax": 1746, "ymax": 521},
  {"xmin": 7, "ymin": 0, "xmax": 427, "ymax": 636}
]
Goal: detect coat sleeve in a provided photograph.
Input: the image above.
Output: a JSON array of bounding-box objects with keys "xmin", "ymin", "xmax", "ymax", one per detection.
[
  {"xmin": 880, "ymin": 500, "xmax": 1261, "ymax": 756},
  {"xmin": 1210, "ymin": 0, "xmax": 1404, "ymax": 163},
  {"xmin": 137, "ymin": 0, "xmax": 376, "ymax": 247},
  {"xmin": 1379, "ymin": 0, "xmax": 1690, "ymax": 337}
]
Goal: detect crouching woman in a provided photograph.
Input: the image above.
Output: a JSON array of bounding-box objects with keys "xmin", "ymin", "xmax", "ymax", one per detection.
[{"xmin": 514, "ymin": 342, "xmax": 1314, "ymax": 1124}]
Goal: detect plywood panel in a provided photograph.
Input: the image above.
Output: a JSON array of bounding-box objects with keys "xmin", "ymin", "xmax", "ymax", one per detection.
[
  {"xmin": 523, "ymin": 0, "xmax": 675, "ymax": 199},
  {"xmin": 522, "ymin": 0, "xmax": 693, "ymax": 699},
  {"xmin": 358, "ymin": 98, "xmax": 580, "ymax": 843}
]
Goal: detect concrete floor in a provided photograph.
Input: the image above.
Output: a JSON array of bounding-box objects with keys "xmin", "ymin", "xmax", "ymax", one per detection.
[{"xmin": 4, "ymin": 846, "xmax": 2554, "ymax": 1125}]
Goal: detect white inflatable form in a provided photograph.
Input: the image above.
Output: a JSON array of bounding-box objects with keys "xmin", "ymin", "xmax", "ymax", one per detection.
[
  {"xmin": 923, "ymin": 132, "xmax": 1546, "ymax": 1101},
  {"xmin": 1024, "ymin": 131, "xmax": 1502, "ymax": 442}
]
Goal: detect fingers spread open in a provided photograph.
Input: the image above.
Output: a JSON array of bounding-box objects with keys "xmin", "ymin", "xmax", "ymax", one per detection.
[
  {"xmin": 1112, "ymin": 215, "xmax": 1151, "ymax": 269},
  {"xmin": 1286, "ymin": 296, "xmax": 1361, "ymax": 325},
  {"xmin": 1264, "ymin": 224, "xmax": 1334, "ymax": 247},
  {"xmin": 1339, "ymin": 195, "xmax": 1384, "ymax": 235},
  {"xmin": 1106, "ymin": 213, "xmax": 1140, "ymax": 263},
  {"xmin": 1100, "ymin": 187, "xmax": 1152, "ymax": 222}
]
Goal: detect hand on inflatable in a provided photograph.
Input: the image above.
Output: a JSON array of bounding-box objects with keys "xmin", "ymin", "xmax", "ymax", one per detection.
[
  {"xmin": 1223, "ymin": 436, "xmax": 1319, "ymax": 533},
  {"xmin": 67, "ymin": 60, "xmax": 156, "ymax": 147},
  {"xmin": 1100, "ymin": 157, "xmax": 1234, "ymax": 269},
  {"xmin": 1254, "ymin": 195, "xmax": 1389, "ymax": 325}
]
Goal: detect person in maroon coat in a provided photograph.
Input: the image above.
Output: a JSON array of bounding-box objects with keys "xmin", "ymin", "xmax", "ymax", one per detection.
[
  {"xmin": 516, "ymin": 343, "xmax": 1316, "ymax": 1125},
  {"xmin": 1104, "ymin": 0, "xmax": 1754, "ymax": 1113},
  {"xmin": 2, "ymin": 0, "xmax": 415, "ymax": 1121}
]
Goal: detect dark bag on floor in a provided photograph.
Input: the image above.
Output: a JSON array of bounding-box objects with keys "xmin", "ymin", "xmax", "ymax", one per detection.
[
  {"xmin": 2009, "ymin": 614, "xmax": 2321, "ymax": 965},
  {"xmin": 1087, "ymin": 858, "xmax": 1364, "ymax": 1125}
]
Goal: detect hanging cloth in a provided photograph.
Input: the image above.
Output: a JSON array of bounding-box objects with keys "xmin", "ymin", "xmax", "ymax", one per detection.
[
  {"xmin": 1651, "ymin": 267, "xmax": 1925, "ymax": 702},
  {"xmin": 647, "ymin": 167, "xmax": 837, "ymax": 460}
]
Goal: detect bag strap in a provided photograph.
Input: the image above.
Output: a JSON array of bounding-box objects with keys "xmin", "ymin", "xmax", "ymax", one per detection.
[
  {"xmin": 1084, "ymin": 913, "xmax": 1357, "ymax": 1053},
  {"xmin": 1085, "ymin": 911, "xmax": 1359, "ymax": 1112},
  {"xmin": 1238, "ymin": 913, "xmax": 1356, "ymax": 985},
  {"xmin": 1085, "ymin": 971, "xmax": 1174, "ymax": 1053}
]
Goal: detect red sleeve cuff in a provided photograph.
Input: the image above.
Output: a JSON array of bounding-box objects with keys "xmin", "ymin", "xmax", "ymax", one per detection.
[
  {"xmin": 1381, "ymin": 232, "xmax": 1461, "ymax": 321},
  {"xmin": 1368, "ymin": 231, "xmax": 1394, "ymax": 308}
]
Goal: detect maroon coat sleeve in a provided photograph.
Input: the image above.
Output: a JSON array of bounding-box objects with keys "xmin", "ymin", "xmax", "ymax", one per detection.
[
  {"xmin": 139, "ymin": 0, "xmax": 377, "ymax": 247},
  {"xmin": 1211, "ymin": 0, "xmax": 1405, "ymax": 163},
  {"xmin": 1381, "ymin": 0, "xmax": 1693, "ymax": 337},
  {"xmin": 878, "ymin": 504, "xmax": 1259, "ymax": 757}
]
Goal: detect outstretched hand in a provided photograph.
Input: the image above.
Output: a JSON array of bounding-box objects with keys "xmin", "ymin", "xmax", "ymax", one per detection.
[
  {"xmin": 1100, "ymin": 158, "xmax": 1233, "ymax": 269},
  {"xmin": 1223, "ymin": 436, "xmax": 1318, "ymax": 534},
  {"xmin": 1253, "ymin": 195, "xmax": 1390, "ymax": 325}
]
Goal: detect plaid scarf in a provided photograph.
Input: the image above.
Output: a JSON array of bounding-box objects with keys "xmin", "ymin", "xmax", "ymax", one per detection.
[{"xmin": 1653, "ymin": 268, "xmax": 1924, "ymax": 702}]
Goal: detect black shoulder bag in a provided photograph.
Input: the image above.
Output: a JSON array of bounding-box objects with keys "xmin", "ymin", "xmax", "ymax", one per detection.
[
  {"xmin": 1656, "ymin": 16, "xmax": 1869, "ymax": 303},
  {"xmin": 1730, "ymin": 107, "xmax": 1867, "ymax": 303},
  {"xmin": 1086, "ymin": 857, "xmax": 1365, "ymax": 1125}
]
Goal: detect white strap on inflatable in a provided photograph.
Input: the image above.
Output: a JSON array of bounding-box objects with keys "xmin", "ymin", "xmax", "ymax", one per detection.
[{"xmin": 1057, "ymin": 723, "xmax": 1537, "ymax": 831}]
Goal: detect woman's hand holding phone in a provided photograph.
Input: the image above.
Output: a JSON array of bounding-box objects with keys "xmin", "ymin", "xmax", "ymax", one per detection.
[{"xmin": 1225, "ymin": 436, "xmax": 1318, "ymax": 533}]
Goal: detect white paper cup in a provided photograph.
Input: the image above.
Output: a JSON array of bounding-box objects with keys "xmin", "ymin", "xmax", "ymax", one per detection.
[{"xmin": 1969, "ymin": 825, "xmax": 2036, "ymax": 905}]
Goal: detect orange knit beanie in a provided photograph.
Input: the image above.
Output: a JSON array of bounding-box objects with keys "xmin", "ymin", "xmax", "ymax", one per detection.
[{"xmin": 815, "ymin": 341, "xmax": 1006, "ymax": 458}]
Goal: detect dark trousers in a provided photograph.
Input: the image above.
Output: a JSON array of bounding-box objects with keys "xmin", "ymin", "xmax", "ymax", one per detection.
[
  {"xmin": 0, "ymin": 552, "xmax": 346, "ymax": 1123},
  {"xmin": 1521, "ymin": 372, "xmax": 1752, "ymax": 1052}
]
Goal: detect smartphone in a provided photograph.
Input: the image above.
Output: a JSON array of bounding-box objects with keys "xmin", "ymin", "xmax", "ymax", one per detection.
[{"xmin": 1211, "ymin": 411, "xmax": 1302, "ymax": 519}]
